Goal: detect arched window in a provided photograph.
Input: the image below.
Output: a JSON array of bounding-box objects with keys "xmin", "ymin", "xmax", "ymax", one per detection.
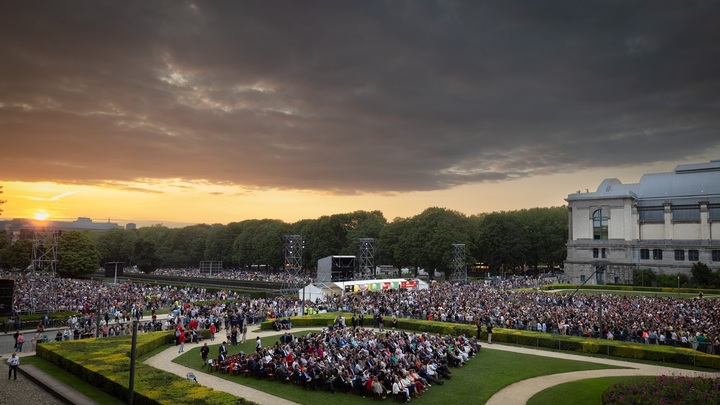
[{"xmin": 593, "ymin": 209, "xmax": 608, "ymax": 240}]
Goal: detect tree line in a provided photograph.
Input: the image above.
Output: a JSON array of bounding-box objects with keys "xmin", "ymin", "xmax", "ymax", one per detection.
[{"xmin": 0, "ymin": 206, "xmax": 568, "ymax": 279}]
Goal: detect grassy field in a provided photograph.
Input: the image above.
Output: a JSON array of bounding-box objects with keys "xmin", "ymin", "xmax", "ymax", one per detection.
[
  {"xmin": 173, "ymin": 332, "xmax": 627, "ymax": 405},
  {"xmin": 527, "ymin": 375, "xmax": 657, "ymax": 405}
]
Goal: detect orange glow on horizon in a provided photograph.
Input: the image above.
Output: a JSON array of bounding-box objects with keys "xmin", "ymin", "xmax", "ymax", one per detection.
[{"xmin": 34, "ymin": 210, "xmax": 50, "ymax": 220}]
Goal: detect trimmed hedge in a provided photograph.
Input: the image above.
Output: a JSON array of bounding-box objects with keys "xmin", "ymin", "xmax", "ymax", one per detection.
[
  {"xmin": 262, "ymin": 313, "xmax": 720, "ymax": 370},
  {"xmin": 539, "ymin": 284, "xmax": 720, "ymax": 295},
  {"xmin": 36, "ymin": 330, "xmax": 254, "ymax": 405}
]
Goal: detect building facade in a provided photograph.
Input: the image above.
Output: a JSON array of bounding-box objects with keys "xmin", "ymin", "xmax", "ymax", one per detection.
[{"xmin": 564, "ymin": 160, "xmax": 720, "ymax": 285}]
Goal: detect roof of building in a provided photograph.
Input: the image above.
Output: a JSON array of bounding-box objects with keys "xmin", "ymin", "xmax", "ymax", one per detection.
[{"xmin": 567, "ymin": 160, "xmax": 720, "ymax": 203}]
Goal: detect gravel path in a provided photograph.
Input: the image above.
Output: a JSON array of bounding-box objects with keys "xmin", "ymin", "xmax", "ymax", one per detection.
[{"xmin": 0, "ymin": 371, "xmax": 64, "ymax": 405}]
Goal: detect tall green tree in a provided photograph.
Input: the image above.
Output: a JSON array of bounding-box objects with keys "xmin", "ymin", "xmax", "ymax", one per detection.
[
  {"xmin": 409, "ymin": 207, "xmax": 473, "ymax": 280},
  {"xmin": 96, "ymin": 228, "xmax": 137, "ymax": 265},
  {"xmin": 476, "ymin": 212, "xmax": 526, "ymax": 275},
  {"xmin": 159, "ymin": 225, "xmax": 210, "ymax": 268},
  {"xmin": 0, "ymin": 231, "xmax": 9, "ymax": 252},
  {"xmin": 514, "ymin": 207, "xmax": 568, "ymax": 272},
  {"xmin": 377, "ymin": 217, "xmax": 410, "ymax": 269},
  {"xmin": 343, "ymin": 210, "xmax": 387, "ymax": 255},
  {"xmin": 234, "ymin": 219, "xmax": 288, "ymax": 269},
  {"xmin": 0, "ymin": 238, "xmax": 32, "ymax": 270},
  {"xmin": 57, "ymin": 231, "xmax": 101, "ymax": 277},
  {"xmin": 691, "ymin": 262, "xmax": 713, "ymax": 287},
  {"xmin": 204, "ymin": 224, "xmax": 236, "ymax": 268},
  {"xmin": 134, "ymin": 238, "xmax": 161, "ymax": 273}
]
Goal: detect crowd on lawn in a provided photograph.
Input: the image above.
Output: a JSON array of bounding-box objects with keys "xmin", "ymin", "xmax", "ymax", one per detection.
[
  {"xmin": 211, "ymin": 326, "xmax": 479, "ymax": 402},
  {"xmin": 0, "ymin": 271, "xmax": 239, "ymax": 314},
  {"xmin": 128, "ymin": 267, "xmax": 316, "ymax": 284},
  {"xmin": 319, "ymin": 282, "xmax": 720, "ymax": 353},
  {"xmin": 2, "ymin": 270, "xmax": 718, "ymax": 354}
]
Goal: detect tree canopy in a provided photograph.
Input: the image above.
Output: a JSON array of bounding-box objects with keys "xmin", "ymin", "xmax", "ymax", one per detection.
[{"xmin": 57, "ymin": 231, "xmax": 101, "ymax": 277}]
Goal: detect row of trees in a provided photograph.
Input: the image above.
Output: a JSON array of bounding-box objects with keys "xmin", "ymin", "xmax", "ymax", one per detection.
[
  {"xmin": 0, "ymin": 206, "xmax": 569, "ymax": 279},
  {"xmin": 634, "ymin": 263, "xmax": 720, "ymax": 289}
]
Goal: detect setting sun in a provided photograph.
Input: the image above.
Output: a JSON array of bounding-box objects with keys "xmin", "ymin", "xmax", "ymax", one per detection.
[{"xmin": 34, "ymin": 210, "xmax": 50, "ymax": 220}]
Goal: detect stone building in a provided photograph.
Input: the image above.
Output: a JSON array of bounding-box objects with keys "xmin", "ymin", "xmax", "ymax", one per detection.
[{"xmin": 564, "ymin": 160, "xmax": 720, "ymax": 285}]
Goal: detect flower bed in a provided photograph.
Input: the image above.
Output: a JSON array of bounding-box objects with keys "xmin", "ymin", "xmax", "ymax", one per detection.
[{"xmin": 602, "ymin": 375, "xmax": 720, "ymax": 404}]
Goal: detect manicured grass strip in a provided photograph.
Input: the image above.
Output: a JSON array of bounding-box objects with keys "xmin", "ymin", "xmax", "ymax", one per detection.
[
  {"xmin": 22, "ymin": 355, "xmax": 126, "ymax": 405},
  {"xmin": 174, "ymin": 332, "xmax": 626, "ymax": 405},
  {"xmin": 37, "ymin": 332, "xmax": 245, "ymax": 405},
  {"xmin": 528, "ymin": 376, "xmax": 657, "ymax": 405}
]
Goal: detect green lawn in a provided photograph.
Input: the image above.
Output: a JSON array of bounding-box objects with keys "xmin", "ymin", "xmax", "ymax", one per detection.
[
  {"xmin": 527, "ymin": 375, "xmax": 657, "ymax": 405},
  {"xmin": 174, "ymin": 332, "xmax": 627, "ymax": 405},
  {"xmin": 548, "ymin": 288, "xmax": 717, "ymax": 299}
]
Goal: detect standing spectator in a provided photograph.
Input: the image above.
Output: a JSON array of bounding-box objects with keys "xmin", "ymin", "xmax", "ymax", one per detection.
[
  {"xmin": 241, "ymin": 323, "xmax": 247, "ymax": 344},
  {"xmin": 178, "ymin": 330, "xmax": 186, "ymax": 353},
  {"xmin": 200, "ymin": 343, "xmax": 210, "ymax": 367},
  {"xmin": 209, "ymin": 323, "xmax": 216, "ymax": 342},
  {"xmin": 255, "ymin": 336, "xmax": 262, "ymax": 352},
  {"xmin": 486, "ymin": 323, "xmax": 493, "ymax": 345},
  {"xmin": 16, "ymin": 333, "xmax": 25, "ymax": 352},
  {"xmin": 7, "ymin": 352, "xmax": 19, "ymax": 380}
]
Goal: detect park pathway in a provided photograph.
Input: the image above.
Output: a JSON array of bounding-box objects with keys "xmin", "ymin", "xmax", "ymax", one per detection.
[
  {"xmin": 484, "ymin": 344, "xmax": 719, "ymax": 405},
  {"xmin": 144, "ymin": 325, "xmax": 305, "ymax": 405}
]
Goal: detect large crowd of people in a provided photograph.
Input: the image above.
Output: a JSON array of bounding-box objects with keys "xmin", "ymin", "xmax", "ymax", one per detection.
[
  {"xmin": 1, "ymin": 270, "xmax": 718, "ymax": 355},
  {"xmin": 0, "ymin": 271, "xmax": 237, "ymax": 314},
  {"xmin": 127, "ymin": 267, "xmax": 315, "ymax": 284},
  {"xmin": 216, "ymin": 326, "xmax": 479, "ymax": 401}
]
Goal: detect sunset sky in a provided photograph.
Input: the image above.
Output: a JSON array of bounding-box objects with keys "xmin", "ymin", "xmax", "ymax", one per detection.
[{"xmin": 2, "ymin": 1, "xmax": 719, "ymax": 227}]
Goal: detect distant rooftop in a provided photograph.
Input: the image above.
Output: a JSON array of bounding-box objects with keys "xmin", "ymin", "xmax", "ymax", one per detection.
[
  {"xmin": 1, "ymin": 217, "xmax": 121, "ymax": 232},
  {"xmin": 567, "ymin": 160, "xmax": 720, "ymax": 203}
]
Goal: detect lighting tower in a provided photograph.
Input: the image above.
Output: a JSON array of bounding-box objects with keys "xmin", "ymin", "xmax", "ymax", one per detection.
[
  {"xmin": 281, "ymin": 235, "xmax": 305, "ymax": 295},
  {"xmin": 32, "ymin": 228, "xmax": 60, "ymax": 274},
  {"xmin": 356, "ymin": 238, "xmax": 375, "ymax": 280},
  {"xmin": 450, "ymin": 243, "xmax": 467, "ymax": 283}
]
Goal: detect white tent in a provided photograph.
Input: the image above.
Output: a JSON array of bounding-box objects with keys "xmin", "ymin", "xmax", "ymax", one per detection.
[{"xmin": 298, "ymin": 283, "xmax": 342, "ymax": 301}]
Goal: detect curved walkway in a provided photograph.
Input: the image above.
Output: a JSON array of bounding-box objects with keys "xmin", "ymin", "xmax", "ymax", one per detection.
[
  {"xmin": 145, "ymin": 327, "xmax": 720, "ymax": 405},
  {"xmin": 484, "ymin": 344, "xmax": 719, "ymax": 405},
  {"xmin": 144, "ymin": 325, "xmax": 303, "ymax": 405}
]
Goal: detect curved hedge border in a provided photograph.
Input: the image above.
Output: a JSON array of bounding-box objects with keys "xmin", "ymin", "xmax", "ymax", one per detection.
[
  {"xmin": 36, "ymin": 330, "xmax": 253, "ymax": 405},
  {"xmin": 539, "ymin": 284, "xmax": 720, "ymax": 295},
  {"xmin": 261, "ymin": 313, "xmax": 720, "ymax": 370}
]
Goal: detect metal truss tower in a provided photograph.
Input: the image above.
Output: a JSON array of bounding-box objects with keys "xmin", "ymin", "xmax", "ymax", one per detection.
[
  {"xmin": 450, "ymin": 243, "xmax": 467, "ymax": 283},
  {"xmin": 281, "ymin": 235, "xmax": 305, "ymax": 295},
  {"xmin": 356, "ymin": 238, "xmax": 375, "ymax": 280},
  {"xmin": 32, "ymin": 228, "xmax": 60, "ymax": 274}
]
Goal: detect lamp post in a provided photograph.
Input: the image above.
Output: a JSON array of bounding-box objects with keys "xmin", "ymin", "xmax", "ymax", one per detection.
[
  {"xmin": 128, "ymin": 320, "xmax": 138, "ymax": 405},
  {"xmin": 677, "ymin": 275, "xmax": 680, "ymax": 297}
]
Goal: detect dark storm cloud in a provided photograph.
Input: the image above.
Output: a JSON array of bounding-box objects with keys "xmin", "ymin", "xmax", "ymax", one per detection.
[{"xmin": 1, "ymin": 1, "xmax": 719, "ymax": 193}]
